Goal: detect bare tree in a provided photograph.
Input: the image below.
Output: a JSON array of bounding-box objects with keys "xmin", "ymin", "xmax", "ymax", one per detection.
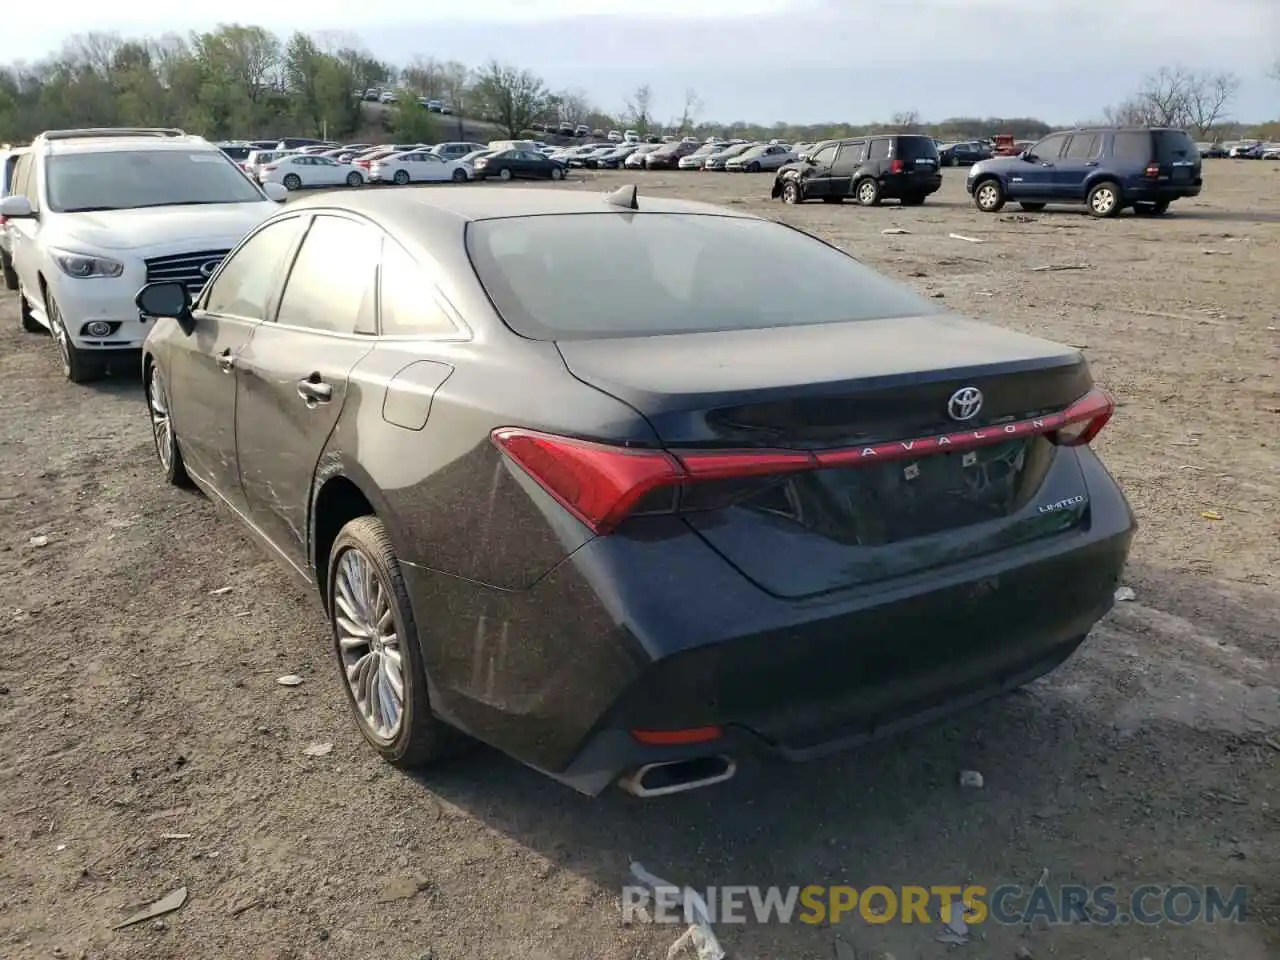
[
  {"xmin": 402, "ymin": 55, "xmax": 443, "ymax": 97},
  {"xmin": 674, "ymin": 87, "xmax": 701, "ymax": 134},
  {"xmin": 1111, "ymin": 66, "xmax": 1241, "ymax": 137},
  {"xmin": 624, "ymin": 83, "xmax": 653, "ymax": 134},
  {"xmin": 438, "ymin": 60, "xmax": 470, "ymax": 112},
  {"xmin": 470, "ymin": 61, "xmax": 549, "ymax": 137},
  {"xmin": 889, "ymin": 109, "xmax": 922, "ymax": 131},
  {"xmin": 553, "ymin": 88, "xmax": 592, "ymax": 126}
]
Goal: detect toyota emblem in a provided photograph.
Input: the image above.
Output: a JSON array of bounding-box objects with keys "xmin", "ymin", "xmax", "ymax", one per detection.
[
  {"xmin": 199, "ymin": 259, "xmax": 220, "ymax": 279},
  {"xmin": 947, "ymin": 386, "xmax": 984, "ymax": 421}
]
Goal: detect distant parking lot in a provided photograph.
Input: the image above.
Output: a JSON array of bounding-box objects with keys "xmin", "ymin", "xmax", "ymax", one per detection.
[{"xmin": 1, "ymin": 162, "xmax": 1277, "ymax": 960}]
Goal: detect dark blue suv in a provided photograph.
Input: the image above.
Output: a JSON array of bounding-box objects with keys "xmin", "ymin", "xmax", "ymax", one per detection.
[{"xmin": 966, "ymin": 127, "xmax": 1202, "ymax": 218}]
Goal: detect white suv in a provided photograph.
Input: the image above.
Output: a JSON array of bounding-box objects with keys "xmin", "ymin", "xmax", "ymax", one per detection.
[{"xmin": 0, "ymin": 127, "xmax": 288, "ymax": 382}]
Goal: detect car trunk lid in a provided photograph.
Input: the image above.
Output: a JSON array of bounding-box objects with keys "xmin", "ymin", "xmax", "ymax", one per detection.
[{"xmin": 555, "ymin": 315, "xmax": 1100, "ymax": 598}]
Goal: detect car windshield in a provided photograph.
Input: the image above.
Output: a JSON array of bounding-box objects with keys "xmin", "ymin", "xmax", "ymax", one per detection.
[
  {"xmin": 45, "ymin": 149, "xmax": 263, "ymax": 212},
  {"xmin": 466, "ymin": 213, "xmax": 939, "ymax": 341}
]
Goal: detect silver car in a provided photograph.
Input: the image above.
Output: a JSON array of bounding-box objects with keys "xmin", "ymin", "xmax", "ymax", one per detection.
[
  {"xmin": 703, "ymin": 142, "xmax": 759, "ymax": 171},
  {"xmin": 724, "ymin": 143, "xmax": 795, "ymax": 173}
]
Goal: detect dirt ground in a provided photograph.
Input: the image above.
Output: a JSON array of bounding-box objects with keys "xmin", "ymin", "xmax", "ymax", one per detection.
[{"xmin": 0, "ymin": 162, "xmax": 1277, "ymax": 960}]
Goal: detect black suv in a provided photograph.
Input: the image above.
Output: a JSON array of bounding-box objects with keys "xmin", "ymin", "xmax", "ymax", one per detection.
[
  {"xmin": 771, "ymin": 134, "xmax": 942, "ymax": 206},
  {"xmin": 965, "ymin": 127, "xmax": 1202, "ymax": 218}
]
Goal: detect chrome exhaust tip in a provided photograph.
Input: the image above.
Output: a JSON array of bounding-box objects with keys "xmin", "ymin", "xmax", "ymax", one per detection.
[{"xmin": 618, "ymin": 755, "xmax": 737, "ymax": 798}]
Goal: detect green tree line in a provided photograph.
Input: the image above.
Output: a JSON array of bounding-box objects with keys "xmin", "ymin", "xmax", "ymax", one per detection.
[{"xmin": 2, "ymin": 28, "xmax": 1274, "ymax": 147}]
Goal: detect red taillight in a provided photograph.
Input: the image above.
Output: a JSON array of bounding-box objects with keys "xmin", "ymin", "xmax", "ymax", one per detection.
[
  {"xmin": 1052, "ymin": 387, "xmax": 1115, "ymax": 446},
  {"xmin": 631, "ymin": 726, "xmax": 723, "ymax": 746},
  {"xmin": 890, "ymin": 159, "xmax": 904, "ymax": 174},
  {"xmin": 492, "ymin": 387, "xmax": 1116, "ymax": 534},
  {"xmin": 1144, "ymin": 162, "xmax": 1160, "ymax": 178},
  {"xmin": 262, "ymin": 164, "xmax": 277, "ymax": 172}
]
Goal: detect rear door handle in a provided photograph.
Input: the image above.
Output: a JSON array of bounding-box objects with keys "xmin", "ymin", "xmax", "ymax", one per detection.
[
  {"xmin": 297, "ymin": 376, "xmax": 332, "ymax": 403},
  {"xmin": 216, "ymin": 349, "xmax": 234, "ymax": 372},
  {"xmin": 1086, "ymin": 160, "xmax": 1099, "ymax": 167}
]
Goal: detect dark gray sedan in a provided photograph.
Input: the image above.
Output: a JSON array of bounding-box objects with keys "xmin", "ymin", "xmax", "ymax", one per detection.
[{"xmin": 135, "ymin": 186, "xmax": 1134, "ymax": 798}]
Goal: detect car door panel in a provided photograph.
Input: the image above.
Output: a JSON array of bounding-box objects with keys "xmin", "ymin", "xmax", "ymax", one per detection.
[
  {"xmin": 828, "ymin": 141, "xmax": 866, "ymax": 195},
  {"xmin": 1053, "ymin": 133, "xmax": 1101, "ymax": 199},
  {"xmin": 234, "ymin": 214, "xmax": 381, "ymax": 567},
  {"xmin": 169, "ymin": 215, "xmax": 307, "ymax": 511},
  {"xmin": 1009, "ymin": 133, "xmax": 1068, "ymax": 199}
]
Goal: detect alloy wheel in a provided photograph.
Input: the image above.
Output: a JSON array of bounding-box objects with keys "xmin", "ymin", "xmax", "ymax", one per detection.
[
  {"xmin": 976, "ymin": 182, "xmax": 1001, "ymax": 211},
  {"xmin": 334, "ymin": 548, "xmax": 405, "ymax": 742},
  {"xmin": 148, "ymin": 372, "xmax": 173, "ymax": 473},
  {"xmin": 1090, "ymin": 186, "xmax": 1117, "ymax": 216}
]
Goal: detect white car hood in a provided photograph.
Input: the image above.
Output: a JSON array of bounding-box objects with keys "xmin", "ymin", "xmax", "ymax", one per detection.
[{"xmin": 54, "ymin": 202, "xmax": 278, "ymax": 252}]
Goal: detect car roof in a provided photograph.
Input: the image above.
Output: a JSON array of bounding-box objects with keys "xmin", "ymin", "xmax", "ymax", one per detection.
[
  {"xmin": 38, "ymin": 135, "xmax": 214, "ymax": 155},
  {"xmin": 286, "ymin": 187, "xmax": 756, "ymax": 232}
]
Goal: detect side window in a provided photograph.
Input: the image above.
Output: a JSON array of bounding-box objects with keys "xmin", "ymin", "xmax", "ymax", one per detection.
[
  {"xmin": 1030, "ymin": 134, "xmax": 1069, "ymax": 160},
  {"xmin": 868, "ymin": 139, "xmax": 890, "ymax": 160},
  {"xmin": 202, "ymin": 218, "xmax": 304, "ymax": 318},
  {"xmin": 809, "ymin": 145, "xmax": 838, "ymax": 165},
  {"xmin": 276, "ymin": 216, "xmax": 379, "ymax": 335},
  {"xmin": 1064, "ymin": 134, "xmax": 1100, "ymax": 160},
  {"xmin": 422, "ymin": 153, "xmax": 442, "ymax": 162},
  {"xmin": 1110, "ymin": 131, "xmax": 1151, "ymax": 161},
  {"xmin": 836, "ymin": 141, "xmax": 866, "ymax": 165},
  {"xmin": 379, "ymin": 240, "xmax": 458, "ymax": 337}
]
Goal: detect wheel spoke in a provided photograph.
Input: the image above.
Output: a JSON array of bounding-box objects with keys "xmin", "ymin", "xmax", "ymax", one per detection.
[{"xmin": 333, "ymin": 547, "xmax": 406, "ymax": 741}]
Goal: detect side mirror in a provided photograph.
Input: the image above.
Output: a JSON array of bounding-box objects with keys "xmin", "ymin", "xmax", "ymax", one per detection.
[
  {"xmin": 136, "ymin": 281, "xmax": 193, "ymax": 329},
  {"xmin": 262, "ymin": 182, "xmax": 289, "ymax": 202},
  {"xmin": 0, "ymin": 195, "xmax": 35, "ymax": 219}
]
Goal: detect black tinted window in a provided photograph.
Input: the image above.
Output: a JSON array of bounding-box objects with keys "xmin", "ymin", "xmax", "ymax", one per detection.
[
  {"xmin": 1064, "ymin": 134, "xmax": 1100, "ymax": 159},
  {"xmin": 1110, "ymin": 131, "xmax": 1152, "ymax": 161},
  {"xmin": 1155, "ymin": 130, "xmax": 1197, "ymax": 162},
  {"xmin": 220, "ymin": 146, "xmax": 251, "ymax": 161},
  {"xmin": 895, "ymin": 137, "xmax": 939, "ymax": 160},
  {"xmin": 466, "ymin": 213, "xmax": 941, "ymax": 341},
  {"xmin": 203, "ymin": 217, "xmax": 304, "ymax": 318},
  {"xmin": 276, "ymin": 216, "xmax": 378, "ymax": 334},
  {"xmin": 46, "ymin": 150, "xmax": 264, "ymax": 212},
  {"xmin": 1030, "ymin": 134, "xmax": 1069, "ymax": 160},
  {"xmin": 868, "ymin": 139, "xmax": 890, "ymax": 160},
  {"xmin": 379, "ymin": 240, "xmax": 457, "ymax": 337}
]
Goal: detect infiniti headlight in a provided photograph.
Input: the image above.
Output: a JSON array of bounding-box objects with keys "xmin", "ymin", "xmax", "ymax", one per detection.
[{"xmin": 49, "ymin": 248, "xmax": 124, "ymax": 279}]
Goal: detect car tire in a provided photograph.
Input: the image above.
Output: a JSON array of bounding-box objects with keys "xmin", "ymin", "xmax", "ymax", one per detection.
[
  {"xmin": 900, "ymin": 194, "xmax": 925, "ymax": 206},
  {"xmin": 973, "ymin": 177, "xmax": 1006, "ymax": 213},
  {"xmin": 747, "ymin": 161, "xmax": 761, "ymax": 173},
  {"xmin": 550, "ymin": 166, "xmax": 563, "ymax": 180},
  {"xmin": 146, "ymin": 364, "xmax": 192, "ymax": 488},
  {"xmin": 327, "ymin": 515, "xmax": 464, "ymax": 768},
  {"xmin": 283, "ymin": 173, "xmax": 302, "ymax": 191},
  {"xmin": 781, "ymin": 180, "xmax": 802, "ymax": 204},
  {"xmin": 346, "ymin": 171, "xmax": 364, "ymax": 187},
  {"xmin": 1133, "ymin": 200, "xmax": 1170, "ymax": 216},
  {"xmin": 1, "ymin": 253, "xmax": 17, "ymax": 292},
  {"xmin": 452, "ymin": 168, "xmax": 467, "ymax": 182},
  {"xmin": 393, "ymin": 170, "xmax": 410, "ymax": 185},
  {"xmin": 1019, "ymin": 202, "xmax": 1046, "ymax": 212},
  {"xmin": 45, "ymin": 290, "xmax": 104, "ymax": 384},
  {"xmin": 1086, "ymin": 180, "xmax": 1122, "ymax": 218},
  {"xmin": 855, "ymin": 178, "xmax": 881, "ymax": 206},
  {"xmin": 18, "ymin": 292, "xmax": 43, "ymax": 333},
  {"xmin": 499, "ymin": 168, "xmax": 513, "ymax": 181}
]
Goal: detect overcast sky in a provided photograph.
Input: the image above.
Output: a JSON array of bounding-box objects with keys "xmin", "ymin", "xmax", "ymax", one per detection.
[{"xmin": 3, "ymin": 0, "xmax": 1277, "ymax": 124}]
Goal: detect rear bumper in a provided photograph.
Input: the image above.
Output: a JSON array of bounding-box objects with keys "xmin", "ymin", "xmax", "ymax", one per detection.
[
  {"xmin": 1124, "ymin": 179, "xmax": 1201, "ymax": 201},
  {"xmin": 882, "ymin": 173, "xmax": 943, "ymax": 196},
  {"xmin": 402, "ymin": 449, "xmax": 1135, "ymax": 794}
]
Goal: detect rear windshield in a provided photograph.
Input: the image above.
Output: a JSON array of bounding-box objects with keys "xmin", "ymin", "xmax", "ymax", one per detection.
[
  {"xmin": 466, "ymin": 213, "xmax": 940, "ymax": 341},
  {"xmin": 895, "ymin": 137, "xmax": 940, "ymax": 160},
  {"xmin": 220, "ymin": 146, "xmax": 251, "ymax": 161},
  {"xmin": 1155, "ymin": 130, "xmax": 1198, "ymax": 162}
]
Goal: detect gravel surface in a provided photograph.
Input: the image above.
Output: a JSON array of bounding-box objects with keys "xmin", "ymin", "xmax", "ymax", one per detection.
[{"xmin": 1, "ymin": 162, "xmax": 1277, "ymax": 960}]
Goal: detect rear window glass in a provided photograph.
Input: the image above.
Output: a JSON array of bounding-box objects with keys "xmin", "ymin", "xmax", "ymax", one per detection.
[
  {"xmin": 895, "ymin": 137, "xmax": 939, "ymax": 160},
  {"xmin": 466, "ymin": 213, "xmax": 940, "ymax": 341},
  {"xmin": 220, "ymin": 146, "xmax": 251, "ymax": 161},
  {"xmin": 1155, "ymin": 130, "xmax": 1197, "ymax": 162}
]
